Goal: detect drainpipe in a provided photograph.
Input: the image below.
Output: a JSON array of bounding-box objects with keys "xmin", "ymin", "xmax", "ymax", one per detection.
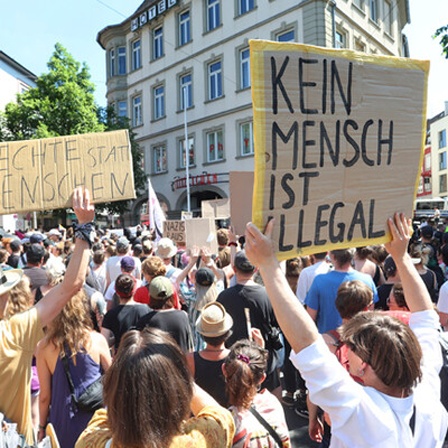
[{"xmin": 329, "ymin": 0, "xmax": 337, "ymax": 48}]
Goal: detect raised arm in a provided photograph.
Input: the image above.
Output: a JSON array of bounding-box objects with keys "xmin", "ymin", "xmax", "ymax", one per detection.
[
  {"xmin": 175, "ymin": 246, "xmax": 199, "ymax": 286},
  {"xmin": 244, "ymin": 220, "xmax": 319, "ymax": 354},
  {"xmin": 385, "ymin": 213, "xmax": 433, "ymax": 313},
  {"xmin": 35, "ymin": 187, "xmax": 94, "ymax": 327}
]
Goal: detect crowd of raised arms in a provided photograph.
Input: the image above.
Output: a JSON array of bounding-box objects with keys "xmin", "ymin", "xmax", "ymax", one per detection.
[{"xmin": 0, "ymin": 187, "xmax": 447, "ymax": 447}]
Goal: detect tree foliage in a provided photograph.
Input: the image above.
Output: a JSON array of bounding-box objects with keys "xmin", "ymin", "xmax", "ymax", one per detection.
[
  {"xmin": 435, "ymin": 25, "xmax": 448, "ymax": 59},
  {"xmin": 0, "ymin": 43, "xmax": 145, "ymax": 220},
  {"xmin": 2, "ymin": 43, "xmax": 103, "ymax": 140}
]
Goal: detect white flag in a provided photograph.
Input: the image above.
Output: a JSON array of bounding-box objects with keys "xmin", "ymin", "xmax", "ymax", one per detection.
[{"xmin": 148, "ymin": 178, "xmax": 165, "ymax": 241}]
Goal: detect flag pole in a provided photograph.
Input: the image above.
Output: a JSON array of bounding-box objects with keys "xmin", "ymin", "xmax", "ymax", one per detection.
[{"xmin": 183, "ymin": 85, "xmax": 191, "ymax": 213}]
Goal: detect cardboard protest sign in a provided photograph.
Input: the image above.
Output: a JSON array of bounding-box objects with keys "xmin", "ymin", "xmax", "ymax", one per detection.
[
  {"xmin": 229, "ymin": 171, "xmax": 254, "ymax": 235},
  {"xmin": 250, "ymin": 40, "xmax": 429, "ymax": 260},
  {"xmin": 164, "ymin": 220, "xmax": 186, "ymax": 245},
  {"xmin": 0, "ymin": 130, "xmax": 135, "ymax": 214},
  {"xmin": 185, "ymin": 218, "xmax": 218, "ymax": 253},
  {"xmin": 201, "ymin": 198, "xmax": 230, "ymax": 219}
]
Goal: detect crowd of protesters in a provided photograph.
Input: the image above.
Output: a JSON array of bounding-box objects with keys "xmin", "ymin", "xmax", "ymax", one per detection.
[{"xmin": 1, "ymin": 189, "xmax": 448, "ymax": 447}]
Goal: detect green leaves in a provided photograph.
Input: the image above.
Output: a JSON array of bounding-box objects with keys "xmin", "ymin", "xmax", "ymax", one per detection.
[{"xmin": 434, "ymin": 25, "xmax": 448, "ymax": 59}]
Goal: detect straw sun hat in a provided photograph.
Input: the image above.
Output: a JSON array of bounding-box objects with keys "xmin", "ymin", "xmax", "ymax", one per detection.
[
  {"xmin": 0, "ymin": 268, "xmax": 23, "ymax": 296},
  {"xmin": 195, "ymin": 302, "xmax": 233, "ymax": 337}
]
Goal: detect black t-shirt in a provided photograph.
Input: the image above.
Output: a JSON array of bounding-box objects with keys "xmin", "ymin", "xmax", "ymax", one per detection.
[
  {"xmin": 136, "ymin": 309, "xmax": 193, "ymax": 352},
  {"xmin": 7, "ymin": 253, "xmax": 20, "ymax": 269},
  {"xmin": 102, "ymin": 303, "xmax": 150, "ymax": 349}
]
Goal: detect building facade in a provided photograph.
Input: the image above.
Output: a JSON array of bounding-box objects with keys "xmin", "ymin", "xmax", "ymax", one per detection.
[
  {"xmin": 0, "ymin": 51, "xmax": 37, "ymax": 231},
  {"xmin": 97, "ymin": 0, "xmax": 410, "ymax": 223},
  {"xmin": 430, "ymin": 103, "xmax": 448, "ymax": 199}
]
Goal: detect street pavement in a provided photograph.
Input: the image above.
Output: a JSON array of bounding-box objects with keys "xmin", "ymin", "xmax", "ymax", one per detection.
[{"xmin": 283, "ymin": 404, "xmax": 320, "ymax": 448}]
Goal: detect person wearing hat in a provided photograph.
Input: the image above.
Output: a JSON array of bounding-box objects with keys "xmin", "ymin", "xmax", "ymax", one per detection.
[
  {"xmin": 217, "ymin": 250, "xmax": 282, "ymax": 398},
  {"xmin": 186, "ymin": 302, "xmax": 233, "ymax": 406},
  {"xmin": 136, "ymin": 276, "xmax": 193, "ymax": 352},
  {"xmin": 105, "ymin": 236, "xmax": 141, "ymax": 291},
  {"xmin": 101, "ymin": 274, "xmax": 150, "ymax": 352},
  {"xmin": 0, "ymin": 187, "xmax": 95, "ymax": 444},
  {"xmin": 104, "ymin": 256, "xmax": 142, "ymax": 311},
  {"xmin": 156, "ymin": 237, "xmax": 182, "ymax": 285}
]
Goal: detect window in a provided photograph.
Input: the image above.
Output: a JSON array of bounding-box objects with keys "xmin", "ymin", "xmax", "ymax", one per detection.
[
  {"xmin": 239, "ymin": 0, "xmax": 255, "ymax": 15},
  {"xmin": 153, "ymin": 26, "xmax": 164, "ymax": 60},
  {"xmin": 132, "ymin": 39, "xmax": 141, "ymax": 70},
  {"xmin": 353, "ymin": 0, "xmax": 364, "ymax": 10},
  {"xmin": 153, "ymin": 145, "xmax": 167, "ymax": 173},
  {"xmin": 370, "ymin": 0, "xmax": 379, "ymax": 22},
  {"xmin": 440, "ymin": 130, "xmax": 447, "ymax": 149},
  {"xmin": 179, "ymin": 137, "xmax": 195, "ymax": 168},
  {"xmin": 207, "ymin": 0, "xmax": 220, "ymax": 31},
  {"xmin": 208, "ymin": 60, "xmax": 223, "ymax": 100},
  {"xmin": 240, "ymin": 48, "xmax": 250, "ymax": 90},
  {"xmin": 118, "ymin": 101, "xmax": 127, "ymax": 117},
  {"xmin": 424, "ymin": 153, "xmax": 431, "ymax": 171},
  {"xmin": 424, "ymin": 177, "xmax": 431, "ymax": 193},
  {"xmin": 207, "ymin": 130, "xmax": 224, "ymax": 162},
  {"xmin": 118, "ymin": 47, "xmax": 126, "ymax": 75},
  {"xmin": 240, "ymin": 122, "xmax": 254, "ymax": 156},
  {"xmin": 180, "ymin": 73, "xmax": 193, "ymax": 110},
  {"xmin": 440, "ymin": 174, "xmax": 447, "ymax": 193},
  {"xmin": 153, "ymin": 85, "xmax": 165, "ymax": 120},
  {"xmin": 276, "ymin": 29, "xmax": 295, "ymax": 42},
  {"xmin": 335, "ymin": 30, "xmax": 346, "ymax": 49},
  {"xmin": 109, "ymin": 49, "xmax": 115, "ymax": 77},
  {"xmin": 440, "ymin": 152, "xmax": 447, "ymax": 170},
  {"xmin": 132, "ymin": 96, "xmax": 142, "ymax": 127},
  {"xmin": 383, "ymin": 0, "xmax": 393, "ymax": 35},
  {"xmin": 178, "ymin": 10, "xmax": 191, "ymax": 46}
]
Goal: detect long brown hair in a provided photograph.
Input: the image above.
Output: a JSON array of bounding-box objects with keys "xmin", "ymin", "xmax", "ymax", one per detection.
[
  {"xmin": 104, "ymin": 328, "xmax": 193, "ymax": 448},
  {"xmin": 45, "ymin": 290, "xmax": 93, "ymax": 357},
  {"xmin": 5, "ymin": 277, "xmax": 33, "ymax": 318}
]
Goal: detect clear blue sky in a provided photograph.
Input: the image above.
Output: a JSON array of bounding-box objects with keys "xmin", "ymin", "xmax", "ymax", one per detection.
[{"xmin": 1, "ymin": 0, "xmax": 447, "ymax": 116}]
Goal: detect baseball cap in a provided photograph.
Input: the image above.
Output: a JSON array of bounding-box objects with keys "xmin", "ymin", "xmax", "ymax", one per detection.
[
  {"xmin": 149, "ymin": 276, "xmax": 174, "ymax": 299},
  {"xmin": 233, "ymin": 250, "xmax": 255, "ymax": 273},
  {"xmin": 30, "ymin": 233, "xmax": 45, "ymax": 244},
  {"xmin": 116, "ymin": 236, "xmax": 130, "ymax": 251},
  {"xmin": 195, "ymin": 267, "xmax": 215, "ymax": 287},
  {"xmin": 120, "ymin": 256, "xmax": 135, "ymax": 272}
]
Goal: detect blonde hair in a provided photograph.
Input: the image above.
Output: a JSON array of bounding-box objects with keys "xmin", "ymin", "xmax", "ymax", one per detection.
[
  {"xmin": 5, "ymin": 277, "xmax": 33, "ymax": 319},
  {"xmin": 45, "ymin": 290, "xmax": 93, "ymax": 358}
]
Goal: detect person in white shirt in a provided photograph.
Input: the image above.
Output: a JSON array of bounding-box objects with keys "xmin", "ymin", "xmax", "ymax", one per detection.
[
  {"xmin": 244, "ymin": 213, "xmax": 448, "ymax": 448},
  {"xmin": 296, "ymin": 252, "xmax": 331, "ymax": 304}
]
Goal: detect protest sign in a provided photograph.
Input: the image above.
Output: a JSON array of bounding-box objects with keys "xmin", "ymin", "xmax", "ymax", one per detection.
[
  {"xmin": 0, "ymin": 130, "xmax": 135, "ymax": 214},
  {"xmin": 229, "ymin": 171, "xmax": 253, "ymax": 235},
  {"xmin": 250, "ymin": 39, "xmax": 429, "ymax": 260},
  {"xmin": 164, "ymin": 220, "xmax": 186, "ymax": 245},
  {"xmin": 201, "ymin": 198, "xmax": 230, "ymax": 219},
  {"xmin": 185, "ymin": 218, "xmax": 218, "ymax": 253}
]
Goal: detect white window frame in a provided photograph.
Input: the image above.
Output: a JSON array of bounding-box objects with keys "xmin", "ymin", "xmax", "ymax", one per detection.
[
  {"xmin": 118, "ymin": 100, "xmax": 127, "ymax": 117},
  {"xmin": 179, "ymin": 136, "xmax": 195, "ymax": 168},
  {"xmin": 238, "ymin": 0, "xmax": 255, "ymax": 15},
  {"xmin": 132, "ymin": 95, "xmax": 142, "ymax": 127},
  {"xmin": 276, "ymin": 29, "xmax": 295, "ymax": 42},
  {"xmin": 207, "ymin": 0, "xmax": 220, "ymax": 31},
  {"xmin": 383, "ymin": 0, "xmax": 393, "ymax": 35},
  {"xmin": 153, "ymin": 26, "xmax": 164, "ymax": 60},
  {"xmin": 118, "ymin": 46, "xmax": 126, "ymax": 75},
  {"xmin": 370, "ymin": 0, "xmax": 379, "ymax": 22},
  {"xmin": 335, "ymin": 30, "xmax": 346, "ymax": 49},
  {"xmin": 132, "ymin": 39, "xmax": 142, "ymax": 71},
  {"xmin": 208, "ymin": 60, "xmax": 223, "ymax": 101},
  {"xmin": 180, "ymin": 73, "xmax": 193, "ymax": 110},
  {"xmin": 153, "ymin": 85, "xmax": 165, "ymax": 120},
  {"xmin": 239, "ymin": 48, "xmax": 250, "ymax": 90},
  {"xmin": 178, "ymin": 9, "xmax": 191, "ymax": 46},
  {"xmin": 109, "ymin": 49, "xmax": 115, "ymax": 77},
  {"xmin": 206, "ymin": 129, "xmax": 224, "ymax": 163},
  {"xmin": 153, "ymin": 144, "xmax": 167, "ymax": 174},
  {"xmin": 240, "ymin": 121, "xmax": 254, "ymax": 156}
]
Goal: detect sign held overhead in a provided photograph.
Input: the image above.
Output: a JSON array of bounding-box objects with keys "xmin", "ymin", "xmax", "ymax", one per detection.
[
  {"xmin": 250, "ymin": 40, "xmax": 429, "ymax": 260},
  {"xmin": 0, "ymin": 130, "xmax": 135, "ymax": 214}
]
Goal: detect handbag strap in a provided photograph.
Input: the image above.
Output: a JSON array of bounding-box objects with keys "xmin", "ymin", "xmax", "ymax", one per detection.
[
  {"xmin": 249, "ymin": 406, "xmax": 283, "ymax": 447},
  {"xmin": 61, "ymin": 348, "xmax": 78, "ymax": 408}
]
